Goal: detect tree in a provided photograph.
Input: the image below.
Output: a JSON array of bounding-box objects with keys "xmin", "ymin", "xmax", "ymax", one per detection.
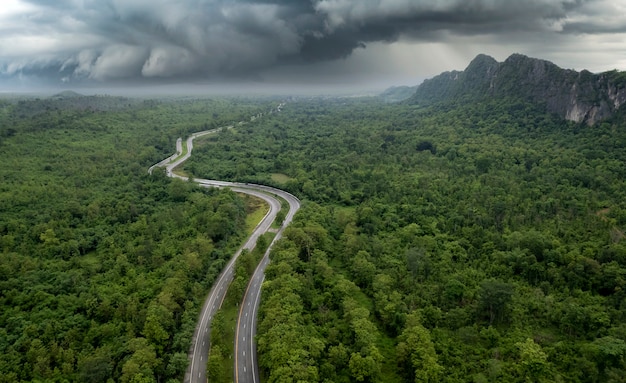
[
  {"xmin": 77, "ymin": 350, "xmax": 113, "ymax": 383},
  {"xmin": 397, "ymin": 313, "xmax": 443, "ymax": 383},
  {"xmin": 120, "ymin": 338, "xmax": 159, "ymax": 383},
  {"xmin": 516, "ymin": 338, "xmax": 553, "ymax": 382},
  {"xmin": 350, "ymin": 250, "xmax": 376, "ymax": 289},
  {"xmin": 142, "ymin": 303, "xmax": 172, "ymax": 355},
  {"xmin": 348, "ymin": 352, "xmax": 379, "ymax": 382},
  {"xmin": 478, "ymin": 280, "xmax": 514, "ymax": 325},
  {"xmin": 206, "ymin": 345, "xmax": 225, "ymax": 382}
]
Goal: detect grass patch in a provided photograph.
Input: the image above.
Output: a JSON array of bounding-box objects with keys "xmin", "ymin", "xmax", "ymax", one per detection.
[
  {"xmin": 271, "ymin": 194, "xmax": 290, "ymax": 229},
  {"xmin": 270, "ymin": 173, "xmax": 293, "ymax": 184},
  {"xmin": 242, "ymin": 194, "xmax": 270, "ymax": 234},
  {"xmin": 208, "ymin": 303, "xmax": 239, "ymax": 383},
  {"xmin": 377, "ymin": 334, "xmax": 403, "ymax": 383}
]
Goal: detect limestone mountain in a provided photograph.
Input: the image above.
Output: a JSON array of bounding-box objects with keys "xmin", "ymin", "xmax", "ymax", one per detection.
[{"xmin": 409, "ymin": 53, "xmax": 626, "ymax": 125}]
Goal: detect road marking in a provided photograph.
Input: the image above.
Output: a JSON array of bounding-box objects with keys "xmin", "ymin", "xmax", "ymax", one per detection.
[
  {"xmin": 199, "ymin": 372, "xmax": 201, "ymax": 378},
  {"xmin": 201, "ymin": 355, "xmax": 203, "ymax": 361},
  {"xmin": 243, "ymin": 351, "xmax": 246, "ymax": 356},
  {"xmin": 243, "ymin": 337, "xmax": 246, "ymax": 342},
  {"xmin": 152, "ymin": 124, "xmax": 300, "ymax": 383},
  {"xmin": 244, "ymin": 323, "xmax": 246, "ymax": 328},
  {"xmin": 244, "ymin": 366, "xmax": 247, "ymax": 373}
]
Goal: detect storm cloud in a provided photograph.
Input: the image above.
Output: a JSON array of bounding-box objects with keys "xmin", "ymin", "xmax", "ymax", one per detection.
[{"xmin": 0, "ymin": 0, "xmax": 623, "ymax": 86}]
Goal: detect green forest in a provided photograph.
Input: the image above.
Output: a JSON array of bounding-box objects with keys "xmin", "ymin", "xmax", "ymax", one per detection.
[
  {"xmin": 0, "ymin": 96, "xmax": 270, "ymax": 383},
  {"xmin": 2, "ymin": 93, "xmax": 626, "ymax": 383},
  {"xmin": 184, "ymin": 97, "xmax": 626, "ymax": 382}
]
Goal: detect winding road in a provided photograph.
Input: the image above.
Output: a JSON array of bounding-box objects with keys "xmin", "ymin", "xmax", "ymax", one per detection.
[
  {"xmin": 150, "ymin": 115, "xmax": 299, "ymax": 383},
  {"xmin": 234, "ymin": 184, "xmax": 299, "ymax": 383}
]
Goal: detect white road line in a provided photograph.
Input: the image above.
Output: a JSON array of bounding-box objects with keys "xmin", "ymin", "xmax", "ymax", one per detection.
[{"xmin": 150, "ymin": 122, "xmax": 300, "ymax": 383}]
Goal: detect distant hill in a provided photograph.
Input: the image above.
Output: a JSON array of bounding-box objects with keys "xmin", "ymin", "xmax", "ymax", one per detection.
[
  {"xmin": 11, "ymin": 92, "xmax": 139, "ymax": 117},
  {"xmin": 408, "ymin": 53, "xmax": 626, "ymax": 125},
  {"xmin": 51, "ymin": 90, "xmax": 84, "ymax": 99},
  {"xmin": 379, "ymin": 85, "xmax": 417, "ymax": 102}
]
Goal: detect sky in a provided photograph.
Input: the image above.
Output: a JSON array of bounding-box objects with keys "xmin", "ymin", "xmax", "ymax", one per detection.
[{"xmin": 1, "ymin": 0, "xmax": 626, "ymax": 93}]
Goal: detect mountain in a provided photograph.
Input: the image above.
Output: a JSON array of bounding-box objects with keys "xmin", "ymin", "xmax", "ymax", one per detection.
[
  {"xmin": 409, "ymin": 53, "xmax": 626, "ymax": 125},
  {"xmin": 51, "ymin": 90, "xmax": 84, "ymax": 99},
  {"xmin": 379, "ymin": 85, "xmax": 418, "ymax": 102}
]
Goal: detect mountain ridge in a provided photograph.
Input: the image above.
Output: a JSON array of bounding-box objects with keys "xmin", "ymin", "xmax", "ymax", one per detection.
[{"xmin": 408, "ymin": 53, "xmax": 626, "ymax": 125}]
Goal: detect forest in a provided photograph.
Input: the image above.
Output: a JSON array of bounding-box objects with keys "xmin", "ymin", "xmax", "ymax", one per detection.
[
  {"xmin": 0, "ymin": 95, "xmax": 271, "ymax": 383},
  {"xmin": 184, "ymin": 97, "xmax": 626, "ymax": 382},
  {"xmin": 2, "ymin": 92, "xmax": 626, "ymax": 383}
]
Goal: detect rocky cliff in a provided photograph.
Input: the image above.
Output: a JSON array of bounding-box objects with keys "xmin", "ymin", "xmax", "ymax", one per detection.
[{"xmin": 409, "ymin": 53, "xmax": 626, "ymax": 125}]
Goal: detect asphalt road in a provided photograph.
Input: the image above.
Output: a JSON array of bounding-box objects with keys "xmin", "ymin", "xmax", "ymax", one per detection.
[
  {"xmin": 183, "ymin": 185, "xmax": 281, "ymax": 383},
  {"xmin": 234, "ymin": 185, "xmax": 300, "ymax": 383},
  {"xmin": 150, "ymin": 119, "xmax": 299, "ymax": 383}
]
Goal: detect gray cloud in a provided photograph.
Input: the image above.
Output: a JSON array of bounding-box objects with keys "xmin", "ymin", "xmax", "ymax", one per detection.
[{"xmin": 0, "ymin": 0, "xmax": 619, "ymax": 85}]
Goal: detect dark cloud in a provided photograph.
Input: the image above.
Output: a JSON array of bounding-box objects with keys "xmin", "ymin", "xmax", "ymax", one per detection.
[{"xmin": 0, "ymin": 0, "xmax": 618, "ymax": 85}]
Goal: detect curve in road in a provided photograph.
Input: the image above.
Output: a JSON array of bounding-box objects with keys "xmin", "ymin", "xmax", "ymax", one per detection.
[
  {"xmin": 234, "ymin": 186, "xmax": 299, "ymax": 383},
  {"xmin": 150, "ymin": 121, "xmax": 299, "ymax": 383}
]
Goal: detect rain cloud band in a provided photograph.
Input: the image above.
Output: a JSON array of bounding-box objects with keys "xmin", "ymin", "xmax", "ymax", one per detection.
[{"xmin": 0, "ymin": 0, "xmax": 613, "ymax": 83}]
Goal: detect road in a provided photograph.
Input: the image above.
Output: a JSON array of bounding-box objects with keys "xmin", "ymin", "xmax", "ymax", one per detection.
[
  {"xmin": 234, "ymin": 185, "xmax": 300, "ymax": 383},
  {"xmin": 150, "ymin": 119, "xmax": 299, "ymax": 383},
  {"xmin": 183, "ymin": 184, "xmax": 280, "ymax": 383}
]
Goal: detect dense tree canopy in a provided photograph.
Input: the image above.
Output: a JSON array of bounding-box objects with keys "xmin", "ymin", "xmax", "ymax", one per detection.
[
  {"xmin": 186, "ymin": 97, "xmax": 626, "ymax": 382},
  {"xmin": 0, "ymin": 96, "xmax": 270, "ymax": 382},
  {"xmin": 3, "ymin": 92, "xmax": 626, "ymax": 382}
]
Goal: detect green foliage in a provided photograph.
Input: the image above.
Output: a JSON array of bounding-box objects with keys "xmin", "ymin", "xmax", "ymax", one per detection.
[
  {"xmin": 4, "ymin": 90, "xmax": 626, "ymax": 382},
  {"xmin": 191, "ymin": 97, "xmax": 626, "ymax": 382},
  {"xmin": 0, "ymin": 96, "xmax": 264, "ymax": 382},
  {"xmin": 397, "ymin": 313, "xmax": 442, "ymax": 383}
]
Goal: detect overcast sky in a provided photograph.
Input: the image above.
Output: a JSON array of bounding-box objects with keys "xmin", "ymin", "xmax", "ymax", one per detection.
[{"xmin": 1, "ymin": 0, "xmax": 625, "ymax": 93}]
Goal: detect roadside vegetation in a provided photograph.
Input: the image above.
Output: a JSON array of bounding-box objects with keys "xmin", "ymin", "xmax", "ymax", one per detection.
[
  {"xmin": 0, "ymin": 96, "xmax": 272, "ymax": 383},
  {"xmin": 186, "ymin": 97, "xmax": 626, "ymax": 382},
  {"xmin": 207, "ymin": 232, "xmax": 273, "ymax": 383},
  {"xmin": 3, "ymin": 92, "xmax": 626, "ymax": 383}
]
